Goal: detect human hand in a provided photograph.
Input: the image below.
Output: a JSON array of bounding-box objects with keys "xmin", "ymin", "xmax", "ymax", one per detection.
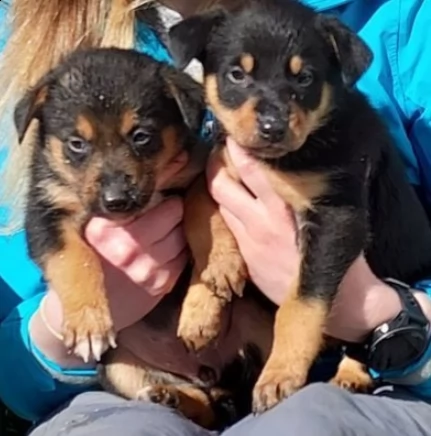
[
  {"xmin": 206, "ymin": 138, "xmax": 431, "ymax": 343},
  {"xmin": 85, "ymin": 196, "xmax": 188, "ymax": 330},
  {"xmin": 206, "ymin": 138, "xmax": 301, "ymax": 306}
]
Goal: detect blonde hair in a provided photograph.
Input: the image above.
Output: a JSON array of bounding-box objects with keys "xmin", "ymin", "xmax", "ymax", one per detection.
[{"xmin": 0, "ymin": 0, "xmax": 154, "ymax": 234}]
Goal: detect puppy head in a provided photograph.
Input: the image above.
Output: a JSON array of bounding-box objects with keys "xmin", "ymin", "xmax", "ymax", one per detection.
[
  {"xmin": 15, "ymin": 48, "xmax": 205, "ymax": 219},
  {"xmin": 169, "ymin": 0, "xmax": 372, "ymax": 159}
]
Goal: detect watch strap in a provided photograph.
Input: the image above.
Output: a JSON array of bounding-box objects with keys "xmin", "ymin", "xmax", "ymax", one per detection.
[{"xmin": 346, "ymin": 278, "xmax": 429, "ymax": 372}]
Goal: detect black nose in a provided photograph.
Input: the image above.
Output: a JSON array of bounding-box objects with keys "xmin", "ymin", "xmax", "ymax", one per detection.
[
  {"xmin": 258, "ymin": 114, "xmax": 286, "ymax": 143},
  {"xmin": 102, "ymin": 187, "xmax": 132, "ymax": 213}
]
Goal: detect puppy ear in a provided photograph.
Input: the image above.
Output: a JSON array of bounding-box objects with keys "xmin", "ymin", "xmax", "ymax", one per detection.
[
  {"xmin": 168, "ymin": 9, "xmax": 227, "ymax": 70},
  {"xmin": 14, "ymin": 76, "xmax": 51, "ymax": 143},
  {"xmin": 162, "ymin": 68, "xmax": 206, "ymax": 134},
  {"xmin": 316, "ymin": 15, "xmax": 373, "ymax": 87}
]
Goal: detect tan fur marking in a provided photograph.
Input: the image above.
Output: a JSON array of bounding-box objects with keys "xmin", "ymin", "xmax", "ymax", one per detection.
[
  {"xmin": 253, "ymin": 277, "xmax": 328, "ymax": 411},
  {"xmin": 76, "ymin": 114, "xmax": 95, "ymax": 141},
  {"xmin": 240, "ymin": 53, "xmax": 255, "ymax": 74},
  {"xmin": 45, "ymin": 136, "xmax": 101, "ymax": 216},
  {"xmin": 179, "ymin": 171, "xmax": 247, "ymax": 351},
  {"xmin": 169, "ymin": 385, "xmax": 219, "ymax": 429},
  {"xmin": 177, "ymin": 237, "xmax": 237, "ymax": 351},
  {"xmin": 264, "ymin": 168, "xmax": 328, "ymax": 211},
  {"xmin": 102, "ymin": 345, "xmax": 152, "ymax": 400},
  {"xmin": 331, "ymin": 356, "xmax": 374, "ymax": 393},
  {"xmin": 102, "ymin": 345, "xmax": 223, "ymax": 429},
  {"xmin": 289, "ymin": 83, "xmax": 333, "ymax": 150},
  {"xmin": 43, "ymin": 219, "xmax": 113, "ymax": 351},
  {"xmin": 40, "ymin": 182, "xmax": 81, "ymax": 215},
  {"xmin": 206, "ymin": 74, "xmax": 258, "ymax": 146},
  {"xmin": 329, "ymin": 34, "xmax": 341, "ymax": 61},
  {"xmin": 157, "ymin": 125, "xmax": 182, "ymax": 170},
  {"xmin": 45, "ymin": 136, "xmax": 75, "ymax": 183},
  {"xmin": 289, "ymin": 55, "xmax": 303, "ymax": 75},
  {"xmin": 218, "ymin": 146, "xmax": 328, "ymax": 211},
  {"xmin": 120, "ymin": 108, "xmax": 137, "ymax": 136}
]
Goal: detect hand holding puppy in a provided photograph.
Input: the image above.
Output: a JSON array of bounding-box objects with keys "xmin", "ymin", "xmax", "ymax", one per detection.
[{"xmin": 206, "ymin": 138, "xmax": 409, "ymax": 343}]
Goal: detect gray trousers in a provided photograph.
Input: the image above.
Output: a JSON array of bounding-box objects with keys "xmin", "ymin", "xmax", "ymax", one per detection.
[{"xmin": 29, "ymin": 383, "xmax": 431, "ymax": 436}]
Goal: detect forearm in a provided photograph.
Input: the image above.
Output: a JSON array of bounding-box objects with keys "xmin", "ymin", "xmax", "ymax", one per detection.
[
  {"xmin": 327, "ymin": 256, "xmax": 431, "ymax": 342},
  {"xmin": 0, "ymin": 294, "xmax": 94, "ymax": 421}
]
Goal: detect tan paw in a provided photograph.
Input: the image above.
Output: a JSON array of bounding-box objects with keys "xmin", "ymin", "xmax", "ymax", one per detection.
[
  {"xmin": 330, "ymin": 360, "xmax": 374, "ymax": 393},
  {"xmin": 252, "ymin": 364, "xmax": 306, "ymax": 414},
  {"xmin": 137, "ymin": 385, "xmax": 180, "ymax": 408},
  {"xmin": 202, "ymin": 251, "xmax": 248, "ymax": 301},
  {"xmin": 62, "ymin": 303, "xmax": 116, "ymax": 362},
  {"xmin": 177, "ymin": 287, "xmax": 224, "ymax": 352}
]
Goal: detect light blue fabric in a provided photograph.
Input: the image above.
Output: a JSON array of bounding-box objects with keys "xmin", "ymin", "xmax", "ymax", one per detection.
[{"xmin": 1, "ymin": 0, "xmax": 431, "ymax": 423}]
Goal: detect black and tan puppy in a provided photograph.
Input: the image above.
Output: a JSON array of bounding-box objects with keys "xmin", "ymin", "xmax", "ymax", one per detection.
[
  {"xmin": 14, "ymin": 47, "xmax": 208, "ymax": 362},
  {"xmin": 168, "ymin": 0, "xmax": 431, "ymax": 413}
]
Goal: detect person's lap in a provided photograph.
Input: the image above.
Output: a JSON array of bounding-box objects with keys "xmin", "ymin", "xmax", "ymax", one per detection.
[{"xmin": 28, "ymin": 383, "xmax": 431, "ymax": 436}]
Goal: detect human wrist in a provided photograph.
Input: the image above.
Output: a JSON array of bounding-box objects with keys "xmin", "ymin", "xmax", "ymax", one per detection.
[
  {"xmin": 327, "ymin": 257, "xmax": 403, "ymax": 342},
  {"xmin": 29, "ymin": 291, "xmax": 94, "ymax": 369},
  {"xmin": 328, "ymin": 256, "xmax": 431, "ymax": 343}
]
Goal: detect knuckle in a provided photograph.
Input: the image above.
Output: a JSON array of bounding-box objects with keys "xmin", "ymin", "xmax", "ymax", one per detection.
[
  {"xmin": 127, "ymin": 259, "xmax": 154, "ymax": 284},
  {"xmin": 85, "ymin": 219, "xmax": 106, "ymax": 245},
  {"xmin": 208, "ymin": 173, "xmax": 225, "ymax": 199},
  {"xmin": 109, "ymin": 240, "xmax": 136, "ymax": 267}
]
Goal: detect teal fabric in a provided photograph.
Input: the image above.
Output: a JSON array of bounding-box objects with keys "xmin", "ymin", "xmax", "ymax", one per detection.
[{"xmin": 1, "ymin": 0, "xmax": 431, "ymax": 423}]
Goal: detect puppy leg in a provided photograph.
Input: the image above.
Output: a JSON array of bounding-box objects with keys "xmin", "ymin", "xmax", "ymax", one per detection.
[
  {"xmin": 252, "ymin": 206, "xmax": 366, "ymax": 413},
  {"xmin": 177, "ymin": 267, "xmax": 227, "ymax": 351},
  {"xmin": 178, "ymin": 175, "xmax": 248, "ymax": 351},
  {"xmin": 44, "ymin": 220, "xmax": 114, "ymax": 362},
  {"xmin": 331, "ymin": 356, "xmax": 374, "ymax": 393},
  {"xmin": 138, "ymin": 384, "xmax": 235, "ymax": 430},
  {"xmin": 252, "ymin": 281, "xmax": 329, "ymax": 413},
  {"xmin": 101, "ymin": 345, "xmax": 235, "ymax": 430}
]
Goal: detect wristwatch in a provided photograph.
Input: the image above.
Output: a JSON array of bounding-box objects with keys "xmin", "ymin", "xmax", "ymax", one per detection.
[{"xmin": 346, "ymin": 278, "xmax": 430, "ymax": 373}]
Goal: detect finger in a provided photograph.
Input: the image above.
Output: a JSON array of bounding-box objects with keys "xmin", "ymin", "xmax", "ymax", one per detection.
[
  {"xmin": 226, "ymin": 137, "xmax": 285, "ymax": 210},
  {"xmin": 139, "ymin": 250, "xmax": 189, "ymax": 296},
  {"xmin": 219, "ymin": 206, "xmax": 248, "ymax": 243},
  {"xmin": 127, "ymin": 197, "xmax": 184, "ymax": 245},
  {"xmin": 206, "ymin": 158, "xmax": 261, "ymax": 222},
  {"xmin": 86, "ymin": 198, "xmax": 184, "ymax": 265},
  {"xmin": 124, "ymin": 224, "xmax": 187, "ymax": 284}
]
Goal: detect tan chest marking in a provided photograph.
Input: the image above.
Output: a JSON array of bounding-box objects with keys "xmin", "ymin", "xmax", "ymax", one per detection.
[{"xmin": 217, "ymin": 146, "xmax": 328, "ymax": 212}]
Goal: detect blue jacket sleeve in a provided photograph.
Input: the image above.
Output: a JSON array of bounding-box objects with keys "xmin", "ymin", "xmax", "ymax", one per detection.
[
  {"xmin": 342, "ymin": 0, "xmax": 431, "ymax": 394},
  {"xmin": 0, "ymin": 283, "xmax": 97, "ymax": 422}
]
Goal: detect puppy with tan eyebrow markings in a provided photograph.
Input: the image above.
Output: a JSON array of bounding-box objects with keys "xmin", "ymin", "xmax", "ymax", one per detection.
[
  {"xmin": 168, "ymin": 0, "xmax": 431, "ymax": 413},
  {"xmin": 15, "ymin": 47, "xmax": 210, "ymax": 363}
]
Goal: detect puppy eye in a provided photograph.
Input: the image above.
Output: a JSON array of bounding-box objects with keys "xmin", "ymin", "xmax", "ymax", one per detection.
[
  {"xmin": 297, "ymin": 70, "xmax": 314, "ymax": 87},
  {"xmin": 67, "ymin": 137, "xmax": 90, "ymax": 155},
  {"xmin": 132, "ymin": 128, "xmax": 152, "ymax": 146},
  {"xmin": 227, "ymin": 66, "xmax": 247, "ymax": 85}
]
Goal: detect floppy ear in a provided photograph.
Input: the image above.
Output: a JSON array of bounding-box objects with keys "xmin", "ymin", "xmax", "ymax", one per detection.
[
  {"xmin": 316, "ymin": 15, "xmax": 373, "ymax": 87},
  {"xmin": 161, "ymin": 68, "xmax": 206, "ymax": 134},
  {"xmin": 168, "ymin": 9, "xmax": 227, "ymax": 70},
  {"xmin": 14, "ymin": 76, "xmax": 51, "ymax": 143}
]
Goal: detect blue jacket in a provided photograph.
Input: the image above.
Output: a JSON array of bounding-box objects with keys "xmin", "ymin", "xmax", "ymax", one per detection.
[{"xmin": 1, "ymin": 0, "xmax": 431, "ymax": 423}]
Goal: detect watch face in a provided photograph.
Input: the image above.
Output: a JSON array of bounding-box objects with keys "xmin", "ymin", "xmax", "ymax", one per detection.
[{"xmin": 369, "ymin": 328, "xmax": 428, "ymax": 372}]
